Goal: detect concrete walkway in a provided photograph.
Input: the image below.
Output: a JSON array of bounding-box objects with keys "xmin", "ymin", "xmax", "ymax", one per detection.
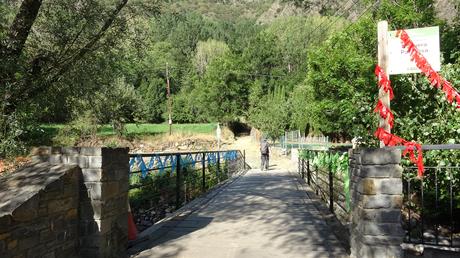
[{"xmin": 130, "ymin": 168, "xmax": 348, "ymax": 258}]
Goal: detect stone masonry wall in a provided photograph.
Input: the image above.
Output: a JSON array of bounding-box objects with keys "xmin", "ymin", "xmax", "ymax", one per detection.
[
  {"xmin": 349, "ymin": 148, "xmax": 405, "ymax": 258},
  {"xmin": 0, "ymin": 163, "xmax": 81, "ymax": 258},
  {"xmin": 32, "ymin": 147, "xmax": 129, "ymax": 258}
]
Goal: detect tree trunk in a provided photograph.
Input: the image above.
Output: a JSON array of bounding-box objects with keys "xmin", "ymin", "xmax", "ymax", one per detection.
[{"xmin": 1, "ymin": 0, "xmax": 42, "ymax": 61}]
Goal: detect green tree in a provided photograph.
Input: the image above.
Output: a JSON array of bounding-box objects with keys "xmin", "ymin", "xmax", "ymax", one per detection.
[
  {"xmin": 250, "ymin": 85, "xmax": 290, "ymax": 140},
  {"xmin": 194, "ymin": 52, "xmax": 249, "ymax": 123},
  {"xmin": 193, "ymin": 39, "xmax": 230, "ymax": 75}
]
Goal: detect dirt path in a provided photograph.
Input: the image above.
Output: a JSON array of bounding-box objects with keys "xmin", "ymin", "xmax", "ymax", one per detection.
[{"xmin": 225, "ymin": 136, "xmax": 296, "ymax": 172}]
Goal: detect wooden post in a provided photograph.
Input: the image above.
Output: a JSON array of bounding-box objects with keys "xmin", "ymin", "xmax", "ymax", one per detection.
[
  {"xmin": 166, "ymin": 63, "xmax": 172, "ymax": 136},
  {"xmin": 378, "ymin": 21, "xmax": 390, "ymax": 147}
]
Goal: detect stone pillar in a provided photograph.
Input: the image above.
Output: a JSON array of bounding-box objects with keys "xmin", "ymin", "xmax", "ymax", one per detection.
[
  {"xmin": 349, "ymin": 148, "xmax": 404, "ymax": 258},
  {"xmin": 32, "ymin": 147, "xmax": 129, "ymax": 258}
]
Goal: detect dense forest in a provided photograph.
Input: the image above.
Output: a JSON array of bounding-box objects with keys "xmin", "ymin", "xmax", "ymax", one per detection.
[{"xmin": 0, "ymin": 0, "xmax": 459, "ymax": 157}]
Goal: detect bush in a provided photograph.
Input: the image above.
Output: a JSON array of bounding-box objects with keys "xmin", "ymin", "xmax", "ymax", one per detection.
[
  {"xmin": 53, "ymin": 111, "xmax": 99, "ymax": 146},
  {"xmin": 0, "ymin": 112, "xmax": 26, "ymax": 158}
]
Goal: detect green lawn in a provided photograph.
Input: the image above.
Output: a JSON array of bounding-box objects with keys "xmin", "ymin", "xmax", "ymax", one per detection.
[
  {"xmin": 98, "ymin": 123, "xmax": 217, "ymax": 136},
  {"xmin": 39, "ymin": 123, "xmax": 217, "ymax": 138}
]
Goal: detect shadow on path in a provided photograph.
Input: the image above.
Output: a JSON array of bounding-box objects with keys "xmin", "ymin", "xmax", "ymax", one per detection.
[{"xmin": 130, "ymin": 169, "xmax": 349, "ymax": 258}]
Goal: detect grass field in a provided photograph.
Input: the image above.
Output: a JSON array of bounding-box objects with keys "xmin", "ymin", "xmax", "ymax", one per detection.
[
  {"xmin": 101, "ymin": 123, "xmax": 217, "ymax": 136},
  {"xmin": 39, "ymin": 123, "xmax": 217, "ymax": 138}
]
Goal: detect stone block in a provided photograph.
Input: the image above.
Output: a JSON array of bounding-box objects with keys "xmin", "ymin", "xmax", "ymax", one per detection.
[
  {"xmin": 55, "ymin": 246, "xmax": 78, "ymax": 257},
  {"xmin": 115, "ymin": 213, "xmax": 128, "ymax": 234},
  {"xmin": 83, "ymin": 182, "xmax": 102, "ymax": 200},
  {"xmin": 18, "ymin": 236, "xmax": 39, "ymax": 251},
  {"xmin": 358, "ymin": 178, "xmax": 402, "ymax": 195},
  {"xmin": 12, "ymin": 195, "xmax": 39, "ymax": 222},
  {"xmin": 79, "ymin": 247, "xmax": 100, "ymax": 258},
  {"xmin": 83, "ymin": 181, "xmax": 121, "ymax": 201},
  {"xmin": 65, "ymin": 208, "xmax": 78, "ymax": 220},
  {"xmin": 104, "ymin": 182, "xmax": 120, "ymax": 199},
  {"xmin": 31, "ymin": 155, "xmax": 48, "ymax": 163},
  {"xmin": 80, "ymin": 220, "xmax": 100, "ymax": 235},
  {"xmin": 90, "ymin": 200, "xmax": 102, "ymax": 219},
  {"xmin": 48, "ymin": 198, "xmax": 75, "ymax": 214},
  {"xmin": 38, "ymin": 207, "xmax": 48, "ymax": 216},
  {"xmin": 0, "ymin": 233, "xmax": 10, "ymax": 241},
  {"xmin": 79, "ymin": 200, "xmax": 97, "ymax": 220},
  {"xmin": 360, "ymin": 179, "xmax": 376, "ymax": 195},
  {"xmin": 95, "ymin": 218, "xmax": 113, "ymax": 234},
  {"xmin": 26, "ymin": 245, "xmax": 46, "ymax": 258},
  {"xmin": 360, "ymin": 148, "xmax": 401, "ymax": 165},
  {"xmin": 51, "ymin": 147, "xmax": 62, "ymax": 154},
  {"xmin": 63, "ymin": 184, "xmax": 78, "ymax": 198},
  {"xmin": 391, "ymin": 195, "xmax": 403, "ymax": 208},
  {"xmin": 8, "ymin": 239, "xmax": 17, "ymax": 250},
  {"xmin": 39, "ymin": 229, "xmax": 56, "ymax": 243},
  {"xmin": 77, "ymin": 156, "xmax": 89, "ymax": 169},
  {"xmin": 361, "ymin": 195, "xmax": 391, "ymax": 209},
  {"xmin": 360, "ymin": 165, "xmax": 403, "ymax": 178},
  {"xmin": 361, "ymin": 235, "xmax": 403, "ymax": 245},
  {"xmin": 49, "ymin": 155, "xmax": 62, "ymax": 164},
  {"xmin": 89, "ymin": 156, "xmax": 102, "ymax": 169},
  {"xmin": 102, "ymin": 168, "xmax": 129, "ymax": 182},
  {"xmin": 31, "ymin": 147, "xmax": 52, "ymax": 156},
  {"xmin": 41, "ymin": 252, "xmax": 55, "ymax": 258},
  {"xmin": 360, "ymin": 195, "xmax": 402, "ymax": 209},
  {"xmin": 380, "ymin": 179, "xmax": 402, "ymax": 195},
  {"xmin": 119, "ymin": 180, "xmax": 129, "ymax": 194},
  {"xmin": 0, "ymin": 240, "xmax": 5, "ymax": 253},
  {"xmin": 65, "ymin": 155, "xmax": 80, "ymax": 166},
  {"xmin": 44, "ymin": 179, "xmax": 64, "ymax": 193},
  {"xmin": 51, "ymin": 217, "xmax": 67, "ymax": 232},
  {"xmin": 359, "ymin": 222, "xmax": 404, "ymax": 236},
  {"xmin": 359, "ymin": 208, "xmax": 401, "ymax": 223},
  {"xmin": 82, "ymin": 169, "xmax": 103, "ymax": 182},
  {"xmin": 79, "ymin": 235, "xmax": 105, "ymax": 248},
  {"xmin": 0, "ymin": 216, "xmax": 12, "ymax": 233},
  {"xmin": 358, "ymin": 243, "xmax": 402, "ymax": 258},
  {"xmin": 61, "ymin": 147, "xmax": 80, "ymax": 155},
  {"xmin": 80, "ymin": 147, "xmax": 102, "ymax": 156}
]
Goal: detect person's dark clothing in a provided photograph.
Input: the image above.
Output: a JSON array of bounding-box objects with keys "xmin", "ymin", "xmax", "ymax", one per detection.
[{"xmin": 260, "ymin": 140, "xmax": 269, "ymax": 170}]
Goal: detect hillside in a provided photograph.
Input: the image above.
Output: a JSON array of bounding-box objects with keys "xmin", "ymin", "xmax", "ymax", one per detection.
[{"xmin": 164, "ymin": 0, "xmax": 458, "ymax": 24}]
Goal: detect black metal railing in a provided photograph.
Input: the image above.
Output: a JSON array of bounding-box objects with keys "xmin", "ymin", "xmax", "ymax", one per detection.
[
  {"xmin": 128, "ymin": 150, "xmax": 247, "ymax": 231},
  {"xmin": 298, "ymin": 148, "xmax": 351, "ymax": 224},
  {"xmin": 402, "ymin": 144, "xmax": 460, "ymax": 249}
]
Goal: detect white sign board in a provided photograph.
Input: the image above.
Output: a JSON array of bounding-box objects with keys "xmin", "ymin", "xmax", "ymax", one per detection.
[{"xmin": 388, "ymin": 26, "xmax": 440, "ymax": 75}]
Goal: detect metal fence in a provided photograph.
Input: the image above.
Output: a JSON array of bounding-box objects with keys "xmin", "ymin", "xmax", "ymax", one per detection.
[
  {"xmin": 298, "ymin": 148, "xmax": 351, "ymax": 224},
  {"xmin": 281, "ymin": 130, "xmax": 330, "ymax": 149},
  {"xmin": 402, "ymin": 145, "xmax": 460, "ymax": 249},
  {"xmin": 128, "ymin": 150, "xmax": 247, "ymax": 230}
]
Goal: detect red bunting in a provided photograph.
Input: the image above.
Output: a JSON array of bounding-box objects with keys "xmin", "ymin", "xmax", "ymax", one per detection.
[
  {"xmin": 402, "ymin": 142, "xmax": 425, "ymax": 177},
  {"xmin": 372, "ymin": 28, "xmax": 460, "ymax": 177},
  {"xmin": 396, "ymin": 30, "xmax": 459, "ymax": 108},
  {"xmin": 374, "ymin": 64, "xmax": 424, "ymax": 177},
  {"xmin": 373, "ymin": 127, "xmax": 424, "ymax": 177},
  {"xmin": 374, "ymin": 100, "xmax": 394, "ymax": 128},
  {"xmin": 374, "ymin": 66, "xmax": 394, "ymax": 100}
]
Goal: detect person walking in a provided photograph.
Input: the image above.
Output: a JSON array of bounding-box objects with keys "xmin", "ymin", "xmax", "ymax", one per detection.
[{"xmin": 260, "ymin": 138, "xmax": 270, "ymax": 171}]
